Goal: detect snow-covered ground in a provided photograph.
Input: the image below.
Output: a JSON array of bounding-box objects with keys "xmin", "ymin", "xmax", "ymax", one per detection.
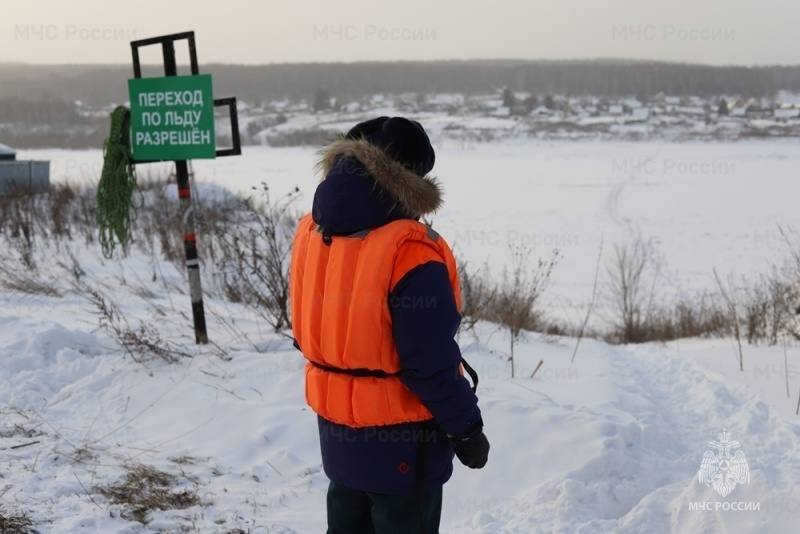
[
  {"xmin": 2, "ymin": 278, "xmax": 800, "ymax": 533},
  {"xmin": 5, "ymin": 138, "xmax": 800, "ymax": 532}
]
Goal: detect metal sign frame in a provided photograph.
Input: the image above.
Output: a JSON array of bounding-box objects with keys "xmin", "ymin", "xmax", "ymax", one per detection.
[{"xmin": 129, "ymin": 31, "xmax": 241, "ymax": 344}]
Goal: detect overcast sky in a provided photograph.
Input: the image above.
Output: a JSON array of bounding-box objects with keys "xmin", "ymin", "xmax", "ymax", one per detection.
[{"xmin": 2, "ymin": 0, "xmax": 799, "ymax": 66}]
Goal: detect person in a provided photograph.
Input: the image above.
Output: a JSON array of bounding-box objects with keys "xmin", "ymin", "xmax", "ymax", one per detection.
[{"xmin": 290, "ymin": 116, "xmax": 490, "ymax": 534}]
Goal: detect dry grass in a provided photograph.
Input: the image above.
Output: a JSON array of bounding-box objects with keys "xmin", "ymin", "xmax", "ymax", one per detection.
[
  {"xmin": 79, "ymin": 284, "xmax": 192, "ymax": 364},
  {"xmin": 496, "ymin": 246, "xmax": 560, "ymax": 377},
  {"xmin": 0, "ymin": 508, "xmax": 37, "ymax": 534},
  {"xmin": 213, "ymin": 183, "xmax": 300, "ymax": 332},
  {"xmin": 3, "ymin": 179, "xmax": 800, "ymax": 349},
  {"xmin": 459, "ymin": 249, "xmax": 560, "ymax": 338},
  {"xmin": 458, "ymin": 245, "xmax": 560, "ymax": 377},
  {"xmin": 602, "ymin": 237, "xmax": 730, "ymax": 344},
  {"xmin": 95, "ymin": 464, "xmax": 200, "ymax": 524},
  {"xmin": 0, "ymin": 178, "xmax": 300, "ymax": 336},
  {"xmin": 457, "ymin": 261, "xmax": 496, "ymax": 333},
  {"xmin": 0, "ymin": 257, "xmax": 62, "ymax": 297},
  {"xmin": 0, "ymin": 424, "xmax": 44, "ymax": 440}
]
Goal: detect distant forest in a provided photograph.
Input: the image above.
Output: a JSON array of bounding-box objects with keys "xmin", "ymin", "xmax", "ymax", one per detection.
[{"xmin": 2, "ymin": 59, "xmax": 800, "ymax": 106}]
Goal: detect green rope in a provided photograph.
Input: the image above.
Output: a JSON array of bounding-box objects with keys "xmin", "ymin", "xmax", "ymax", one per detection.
[{"xmin": 97, "ymin": 105, "xmax": 137, "ymax": 258}]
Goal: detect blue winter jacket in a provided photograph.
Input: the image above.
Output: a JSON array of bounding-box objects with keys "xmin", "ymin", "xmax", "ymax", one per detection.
[{"xmin": 303, "ymin": 144, "xmax": 483, "ymax": 496}]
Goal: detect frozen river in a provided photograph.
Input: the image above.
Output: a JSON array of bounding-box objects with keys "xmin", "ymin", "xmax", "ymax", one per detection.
[{"xmin": 20, "ymin": 139, "xmax": 800, "ymax": 322}]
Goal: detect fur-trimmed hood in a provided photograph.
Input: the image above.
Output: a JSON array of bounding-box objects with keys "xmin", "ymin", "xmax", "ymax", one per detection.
[{"xmin": 316, "ymin": 136, "xmax": 442, "ymax": 218}]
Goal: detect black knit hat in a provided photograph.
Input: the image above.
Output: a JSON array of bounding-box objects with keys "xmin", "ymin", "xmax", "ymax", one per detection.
[{"xmin": 345, "ymin": 116, "xmax": 435, "ymax": 177}]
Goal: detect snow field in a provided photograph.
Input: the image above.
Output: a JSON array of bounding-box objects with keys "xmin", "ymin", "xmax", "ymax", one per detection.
[
  {"xmin": 3, "ymin": 139, "xmax": 800, "ymax": 532},
  {"xmin": 2, "ymin": 281, "xmax": 799, "ymax": 532}
]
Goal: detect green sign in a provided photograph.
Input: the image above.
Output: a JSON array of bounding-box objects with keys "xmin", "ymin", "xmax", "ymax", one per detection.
[{"xmin": 128, "ymin": 74, "xmax": 216, "ymax": 160}]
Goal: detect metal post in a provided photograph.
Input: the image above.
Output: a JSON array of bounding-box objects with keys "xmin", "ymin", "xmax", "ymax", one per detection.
[
  {"xmin": 162, "ymin": 39, "xmax": 209, "ymax": 344},
  {"xmin": 130, "ymin": 31, "xmax": 239, "ymax": 344}
]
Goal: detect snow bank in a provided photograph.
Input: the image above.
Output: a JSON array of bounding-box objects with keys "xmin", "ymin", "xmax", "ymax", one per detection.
[{"xmin": 2, "ymin": 277, "xmax": 799, "ymax": 533}]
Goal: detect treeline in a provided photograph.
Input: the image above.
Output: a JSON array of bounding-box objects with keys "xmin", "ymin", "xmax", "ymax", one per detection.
[
  {"xmin": 0, "ymin": 96, "xmax": 105, "ymax": 148},
  {"xmin": 0, "ymin": 97, "xmax": 82, "ymax": 124},
  {"xmin": 2, "ymin": 60, "xmax": 800, "ymax": 106}
]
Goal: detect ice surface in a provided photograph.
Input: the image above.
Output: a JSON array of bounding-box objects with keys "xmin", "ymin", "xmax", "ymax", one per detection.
[{"xmin": 20, "ymin": 139, "xmax": 800, "ymax": 322}]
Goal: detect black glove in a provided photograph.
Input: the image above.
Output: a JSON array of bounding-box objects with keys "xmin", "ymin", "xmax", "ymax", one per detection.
[{"xmin": 453, "ymin": 429, "xmax": 490, "ymax": 469}]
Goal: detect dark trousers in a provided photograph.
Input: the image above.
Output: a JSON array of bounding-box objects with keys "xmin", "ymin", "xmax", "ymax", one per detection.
[{"xmin": 326, "ymin": 481, "xmax": 443, "ymax": 534}]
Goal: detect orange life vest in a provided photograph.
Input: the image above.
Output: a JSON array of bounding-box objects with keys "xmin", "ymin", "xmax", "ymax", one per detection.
[{"xmin": 290, "ymin": 214, "xmax": 462, "ymax": 428}]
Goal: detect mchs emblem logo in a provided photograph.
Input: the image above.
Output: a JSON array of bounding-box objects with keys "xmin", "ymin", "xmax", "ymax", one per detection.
[{"xmin": 698, "ymin": 430, "xmax": 750, "ymax": 497}]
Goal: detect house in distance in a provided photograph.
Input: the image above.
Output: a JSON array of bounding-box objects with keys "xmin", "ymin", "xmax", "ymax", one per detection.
[{"xmin": 0, "ymin": 143, "xmax": 50, "ymax": 194}]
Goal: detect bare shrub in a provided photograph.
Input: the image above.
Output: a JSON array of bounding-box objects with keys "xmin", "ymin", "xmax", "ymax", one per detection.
[
  {"xmin": 669, "ymin": 293, "xmax": 729, "ymax": 339},
  {"xmin": 708, "ymin": 226, "xmax": 800, "ymax": 350},
  {"xmin": 0, "ymin": 188, "xmax": 37, "ymax": 269},
  {"xmin": 213, "ymin": 184, "xmax": 300, "ymax": 332},
  {"xmin": 604, "ymin": 236, "xmax": 659, "ymax": 343},
  {"xmin": 457, "ymin": 247, "xmax": 560, "ymax": 370},
  {"xmin": 771, "ymin": 226, "xmax": 800, "ymax": 341},
  {"xmin": 95, "ymin": 464, "xmax": 200, "ymax": 524},
  {"xmin": 494, "ymin": 245, "xmax": 560, "ymax": 377},
  {"xmin": 603, "ymin": 236, "xmax": 731, "ymax": 344},
  {"xmin": 0, "ymin": 183, "xmax": 97, "ymax": 254},
  {"xmin": 458, "ymin": 260, "xmax": 496, "ymax": 333},
  {"xmin": 737, "ymin": 273, "xmax": 794, "ymax": 345},
  {"xmin": 49, "ymin": 184, "xmax": 77, "ymax": 238}
]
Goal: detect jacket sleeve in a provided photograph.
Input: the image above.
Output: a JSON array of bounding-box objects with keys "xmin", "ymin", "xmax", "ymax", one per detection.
[{"xmin": 389, "ymin": 257, "xmax": 483, "ymax": 438}]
